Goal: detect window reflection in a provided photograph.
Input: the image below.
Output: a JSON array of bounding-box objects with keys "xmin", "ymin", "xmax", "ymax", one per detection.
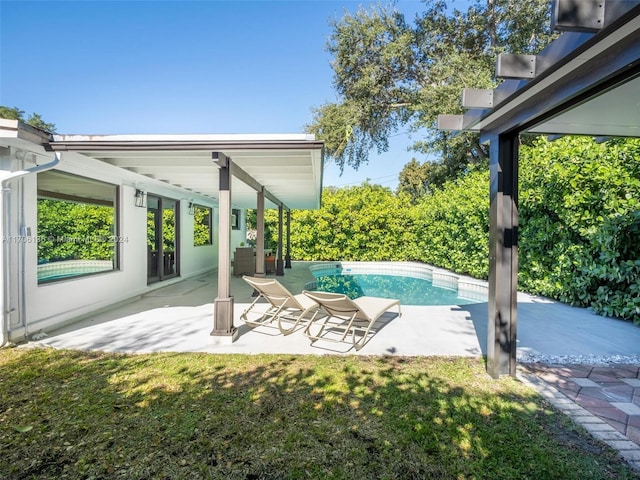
[{"xmin": 37, "ymin": 171, "xmax": 118, "ymax": 283}]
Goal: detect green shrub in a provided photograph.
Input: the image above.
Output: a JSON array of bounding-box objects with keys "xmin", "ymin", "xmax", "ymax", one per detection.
[
  {"xmin": 262, "ymin": 136, "xmax": 639, "ymax": 324},
  {"xmin": 410, "ymin": 169, "xmax": 489, "ymax": 278},
  {"xmin": 519, "ymin": 137, "xmax": 640, "ymax": 324},
  {"xmin": 276, "ymin": 183, "xmax": 415, "ymax": 261}
]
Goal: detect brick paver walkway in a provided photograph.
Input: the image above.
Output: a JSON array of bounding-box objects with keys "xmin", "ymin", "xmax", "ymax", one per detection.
[{"xmin": 519, "ymin": 363, "xmax": 640, "ymax": 471}]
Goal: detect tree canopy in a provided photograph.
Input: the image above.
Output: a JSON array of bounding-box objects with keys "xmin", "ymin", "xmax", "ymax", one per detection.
[
  {"xmin": 0, "ymin": 106, "xmax": 56, "ymax": 133},
  {"xmin": 307, "ymin": 0, "xmax": 555, "ymax": 188}
]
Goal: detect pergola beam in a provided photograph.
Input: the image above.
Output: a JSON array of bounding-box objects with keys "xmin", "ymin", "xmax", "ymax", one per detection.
[
  {"xmin": 221, "ymin": 153, "xmax": 287, "ymax": 210},
  {"xmin": 478, "ymin": 12, "xmax": 640, "ymax": 137}
]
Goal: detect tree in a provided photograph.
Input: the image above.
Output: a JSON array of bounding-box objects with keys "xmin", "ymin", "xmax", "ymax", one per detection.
[
  {"xmin": 307, "ymin": 5, "xmax": 416, "ymax": 172},
  {"xmin": 0, "ymin": 106, "xmax": 23, "ymax": 121},
  {"xmin": 397, "ymin": 158, "xmax": 427, "ymax": 202},
  {"xmin": 397, "ymin": 153, "xmax": 473, "ymax": 199},
  {"xmin": 25, "ymin": 112, "xmax": 56, "ymax": 133},
  {"xmin": 0, "ymin": 105, "xmax": 56, "ymax": 133},
  {"xmin": 308, "ymin": 0, "xmax": 554, "ymax": 184},
  {"xmin": 193, "ymin": 206, "xmax": 212, "ymax": 246}
]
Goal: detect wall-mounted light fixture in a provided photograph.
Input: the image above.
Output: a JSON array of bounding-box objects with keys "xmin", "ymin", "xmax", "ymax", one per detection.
[
  {"xmin": 188, "ymin": 201, "xmax": 196, "ymax": 215},
  {"xmin": 134, "ymin": 189, "xmax": 147, "ymax": 208}
]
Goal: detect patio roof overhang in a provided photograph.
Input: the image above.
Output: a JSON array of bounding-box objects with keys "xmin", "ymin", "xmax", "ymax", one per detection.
[
  {"xmin": 46, "ymin": 133, "xmax": 325, "ymax": 210},
  {"xmin": 441, "ymin": 4, "xmax": 640, "ymax": 140},
  {"xmin": 437, "ymin": 2, "xmax": 640, "ymax": 378}
]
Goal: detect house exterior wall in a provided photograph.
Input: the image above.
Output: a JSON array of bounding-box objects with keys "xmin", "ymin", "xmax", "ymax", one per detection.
[
  {"xmin": 1, "ymin": 145, "xmax": 26, "ymax": 337},
  {"xmin": 1, "ymin": 136, "xmax": 227, "ymax": 342},
  {"xmin": 231, "ymin": 208, "xmax": 247, "ymax": 247}
]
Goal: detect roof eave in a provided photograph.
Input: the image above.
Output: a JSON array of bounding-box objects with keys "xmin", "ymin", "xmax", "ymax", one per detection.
[{"xmin": 462, "ymin": 5, "xmax": 640, "ymax": 139}]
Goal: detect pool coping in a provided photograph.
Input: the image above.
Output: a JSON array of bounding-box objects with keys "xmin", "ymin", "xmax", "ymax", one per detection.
[{"xmin": 307, "ymin": 261, "xmax": 488, "ymax": 302}]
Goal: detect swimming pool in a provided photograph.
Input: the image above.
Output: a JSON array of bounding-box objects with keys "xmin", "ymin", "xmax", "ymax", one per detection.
[{"xmin": 307, "ymin": 262, "xmax": 487, "ymax": 306}]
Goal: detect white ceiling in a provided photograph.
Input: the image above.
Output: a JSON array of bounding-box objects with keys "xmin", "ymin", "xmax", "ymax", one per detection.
[
  {"xmin": 47, "ymin": 134, "xmax": 325, "ymax": 210},
  {"xmin": 527, "ymin": 76, "xmax": 640, "ymax": 137}
]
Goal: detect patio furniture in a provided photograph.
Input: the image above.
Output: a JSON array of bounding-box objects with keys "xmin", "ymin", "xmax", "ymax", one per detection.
[
  {"xmin": 234, "ymin": 248, "xmax": 276, "ymax": 276},
  {"xmin": 240, "ymin": 276, "xmax": 320, "ymax": 335},
  {"xmin": 302, "ymin": 290, "xmax": 402, "ymax": 351},
  {"xmin": 233, "ymin": 247, "xmax": 255, "ymax": 276}
]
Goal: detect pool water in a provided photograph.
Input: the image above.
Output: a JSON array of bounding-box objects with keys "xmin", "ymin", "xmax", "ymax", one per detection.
[{"xmin": 312, "ymin": 273, "xmax": 481, "ymax": 306}]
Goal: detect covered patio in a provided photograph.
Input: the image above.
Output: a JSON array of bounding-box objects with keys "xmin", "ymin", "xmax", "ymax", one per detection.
[
  {"xmin": 47, "ymin": 133, "xmax": 324, "ymax": 343},
  {"xmin": 10, "ymin": 2, "xmax": 640, "ymax": 381}
]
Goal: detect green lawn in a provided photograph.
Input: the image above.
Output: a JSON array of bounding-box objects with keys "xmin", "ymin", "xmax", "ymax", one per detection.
[{"xmin": 0, "ymin": 348, "xmax": 637, "ymax": 479}]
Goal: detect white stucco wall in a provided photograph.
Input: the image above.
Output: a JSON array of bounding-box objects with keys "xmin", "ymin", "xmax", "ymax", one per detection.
[
  {"xmin": 231, "ymin": 208, "xmax": 247, "ymax": 248},
  {"xmin": 1, "ymin": 144, "xmax": 220, "ymax": 339}
]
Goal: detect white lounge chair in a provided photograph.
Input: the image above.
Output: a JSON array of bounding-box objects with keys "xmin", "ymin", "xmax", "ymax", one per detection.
[
  {"xmin": 302, "ymin": 290, "xmax": 401, "ymax": 351},
  {"xmin": 240, "ymin": 276, "xmax": 319, "ymax": 335}
]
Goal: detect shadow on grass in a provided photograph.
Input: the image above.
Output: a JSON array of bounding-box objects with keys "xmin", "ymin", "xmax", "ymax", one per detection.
[{"xmin": 0, "ymin": 348, "xmax": 637, "ymax": 480}]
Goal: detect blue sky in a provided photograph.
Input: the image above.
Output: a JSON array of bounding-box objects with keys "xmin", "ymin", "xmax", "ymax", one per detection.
[{"xmin": 1, "ymin": 0, "xmax": 445, "ymax": 190}]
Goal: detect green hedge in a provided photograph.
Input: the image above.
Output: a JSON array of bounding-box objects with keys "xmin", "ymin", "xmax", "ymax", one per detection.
[
  {"xmin": 263, "ymin": 137, "xmax": 639, "ymax": 324},
  {"xmin": 519, "ymin": 137, "xmax": 640, "ymax": 323},
  {"xmin": 409, "ymin": 169, "xmax": 489, "ymax": 279},
  {"xmin": 281, "ymin": 184, "xmax": 415, "ymax": 261},
  {"xmin": 37, "ymin": 199, "xmax": 115, "ymax": 262}
]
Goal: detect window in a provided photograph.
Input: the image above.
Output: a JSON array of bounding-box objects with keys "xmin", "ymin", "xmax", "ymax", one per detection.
[
  {"xmin": 37, "ymin": 170, "xmax": 119, "ymax": 283},
  {"xmin": 231, "ymin": 208, "xmax": 241, "ymax": 230},
  {"xmin": 193, "ymin": 204, "xmax": 213, "ymax": 246}
]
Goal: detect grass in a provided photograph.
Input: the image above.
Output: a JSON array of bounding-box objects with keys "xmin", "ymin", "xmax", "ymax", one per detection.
[{"xmin": 0, "ymin": 348, "xmax": 638, "ymax": 480}]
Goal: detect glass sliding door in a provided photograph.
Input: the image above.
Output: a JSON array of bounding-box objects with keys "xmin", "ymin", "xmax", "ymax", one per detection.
[
  {"xmin": 147, "ymin": 195, "xmax": 179, "ymax": 284},
  {"xmin": 161, "ymin": 198, "xmax": 178, "ymax": 279},
  {"xmin": 147, "ymin": 196, "xmax": 160, "ymax": 282}
]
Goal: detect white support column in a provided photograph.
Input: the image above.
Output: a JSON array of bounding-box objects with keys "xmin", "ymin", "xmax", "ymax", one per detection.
[
  {"xmin": 276, "ymin": 205, "xmax": 284, "ymax": 276},
  {"xmin": 211, "ymin": 152, "xmax": 238, "ymax": 342},
  {"xmin": 255, "ymin": 190, "xmax": 265, "ymax": 277}
]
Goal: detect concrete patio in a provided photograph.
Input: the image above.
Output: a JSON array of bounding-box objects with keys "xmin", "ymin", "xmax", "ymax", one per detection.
[{"xmin": 30, "ymin": 261, "xmax": 640, "ymax": 361}]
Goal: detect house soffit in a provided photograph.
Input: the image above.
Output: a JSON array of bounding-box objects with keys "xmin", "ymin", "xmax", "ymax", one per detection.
[{"xmin": 46, "ymin": 135, "xmax": 325, "ymax": 210}]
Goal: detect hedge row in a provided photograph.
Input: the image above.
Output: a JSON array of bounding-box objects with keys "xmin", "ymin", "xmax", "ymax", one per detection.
[
  {"xmin": 264, "ymin": 136, "xmax": 640, "ymax": 324},
  {"xmin": 518, "ymin": 137, "xmax": 640, "ymax": 323}
]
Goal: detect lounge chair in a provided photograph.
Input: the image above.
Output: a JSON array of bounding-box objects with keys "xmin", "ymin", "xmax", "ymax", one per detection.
[
  {"xmin": 240, "ymin": 276, "xmax": 319, "ymax": 335},
  {"xmin": 302, "ymin": 290, "xmax": 401, "ymax": 351}
]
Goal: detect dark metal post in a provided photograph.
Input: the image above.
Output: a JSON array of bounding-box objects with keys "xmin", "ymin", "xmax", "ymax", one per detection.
[
  {"xmin": 285, "ymin": 209, "xmax": 292, "ymax": 268},
  {"xmin": 487, "ymin": 133, "xmax": 519, "ymax": 378}
]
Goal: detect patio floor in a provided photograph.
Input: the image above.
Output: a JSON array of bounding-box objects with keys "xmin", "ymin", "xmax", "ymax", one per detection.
[{"xmin": 31, "ymin": 261, "xmax": 640, "ymax": 360}]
